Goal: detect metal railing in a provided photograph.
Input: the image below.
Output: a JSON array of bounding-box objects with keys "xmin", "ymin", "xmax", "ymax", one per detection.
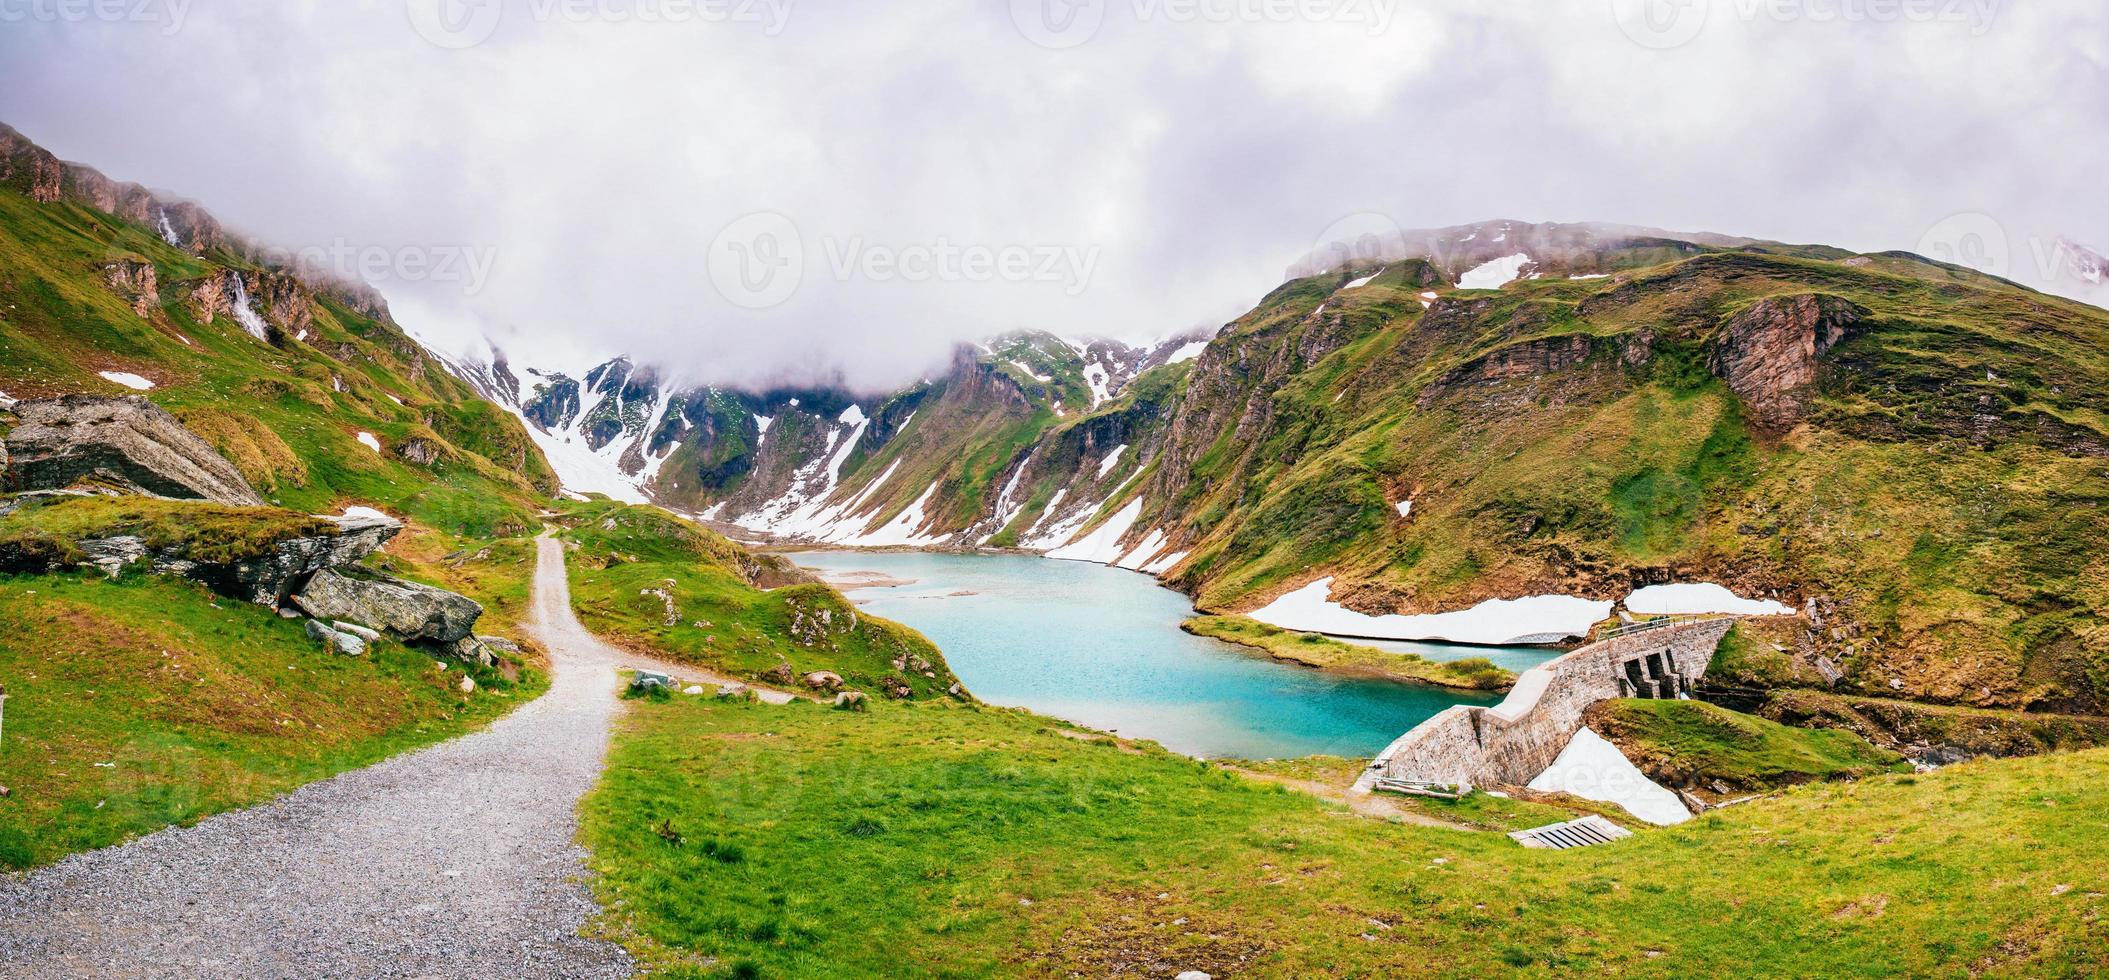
[{"xmin": 1592, "ymin": 614, "xmax": 1733, "ymax": 641}]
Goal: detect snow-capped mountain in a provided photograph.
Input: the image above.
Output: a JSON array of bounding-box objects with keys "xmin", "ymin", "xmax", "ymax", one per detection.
[{"xmin": 449, "ymin": 330, "xmax": 1206, "ymax": 550}]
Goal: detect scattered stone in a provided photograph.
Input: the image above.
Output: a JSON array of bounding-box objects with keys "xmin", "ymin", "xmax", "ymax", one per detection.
[
  {"xmin": 293, "ymin": 568, "xmax": 482, "ymax": 643},
  {"xmin": 0, "ymin": 395, "xmax": 265, "ymax": 504},
  {"xmin": 477, "ymin": 636, "xmax": 522, "ymax": 656},
  {"xmin": 457, "ymin": 675, "xmax": 476, "ymax": 694},
  {"xmin": 681, "ymin": 685, "xmax": 704, "ymax": 695},
  {"xmin": 304, "ymin": 619, "xmax": 365, "ymax": 657},
  {"xmin": 833, "ymin": 691, "xmax": 867, "ymax": 711},
  {"xmin": 715, "ymin": 682, "xmax": 750, "ymax": 699},
  {"xmin": 331, "ymin": 621, "xmax": 382, "ymax": 643},
  {"xmin": 803, "ymin": 670, "xmax": 844, "ymax": 691},
  {"xmin": 447, "ymin": 636, "xmax": 498, "ymax": 668},
  {"xmin": 630, "ymin": 671, "xmax": 671, "ymax": 693},
  {"xmin": 77, "ymin": 536, "xmax": 148, "ymax": 577}
]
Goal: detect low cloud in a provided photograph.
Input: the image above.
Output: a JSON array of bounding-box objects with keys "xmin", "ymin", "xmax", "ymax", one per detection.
[{"xmin": 1, "ymin": 0, "xmax": 2101, "ymax": 387}]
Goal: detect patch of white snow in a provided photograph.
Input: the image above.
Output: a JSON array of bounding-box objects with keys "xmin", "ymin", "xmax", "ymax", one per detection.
[
  {"xmin": 355, "ymin": 432, "xmax": 382, "ymax": 453},
  {"xmin": 98, "ymin": 371, "xmax": 154, "ymax": 390},
  {"xmin": 1624, "ymin": 583, "xmax": 1793, "ymax": 617},
  {"xmin": 1247, "ymin": 577, "xmax": 1610, "ymax": 645},
  {"xmin": 1457, "ymin": 253, "xmax": 1530, "ymax": 291},
  {"xmin": 1527, "ymin": 728, "xmax": 1691, "ymax": 826}
]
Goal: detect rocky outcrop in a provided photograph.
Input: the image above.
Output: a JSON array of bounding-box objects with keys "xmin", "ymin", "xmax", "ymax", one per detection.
[
  {"xmin": 292, "ymin": 567, "xmax": 483, "ymax": 643},
  {"xmin": 1707, "ymin": 294, "xmax": 1869, "ymax": 430},
  {"xmin": 2, "ymin": 396, "xmax": 266, "ymax": 505},
  {"xmin": 0, "ymin": 122, "xmax": 62, "ymax": 202},
  {"xmin": 115, "ymin": 509, "xmax": 398, "ymax": 604},
  {"xmin": 101, "ymin": 259, "xmax": 160, "ymax": 318}
]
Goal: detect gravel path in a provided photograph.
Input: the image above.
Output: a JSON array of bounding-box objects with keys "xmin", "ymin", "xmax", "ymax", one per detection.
[{"xmin": 0, "ymin": 534, "xmax": 692, "ymax": 978}]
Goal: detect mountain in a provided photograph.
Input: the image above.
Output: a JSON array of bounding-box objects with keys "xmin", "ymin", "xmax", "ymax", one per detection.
[
  {"xmin": 0, "ymin": 123, "xmax": 557, "ymax": 536},
  {"xmin": 473, "ymin": 218, "xmax": 2109, "ymax": 718}
]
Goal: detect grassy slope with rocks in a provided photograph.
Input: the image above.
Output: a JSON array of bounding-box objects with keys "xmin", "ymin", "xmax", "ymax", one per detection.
[
  {"xmin": 1180, "ymin": 613, "xmax": 1511, "ymax": 690},
  {"xmin": 1584, "ymin": 698, "xmax": 1909, "ymax": 796},
  {"xmin": 557, "ymin": 500, "xmax": 963, "ymax": 699},
  {"xmin": 582, "ymin": 694, "xmax": 2109, "ymax": 978},
  {"xmin": 1116, "ymin": 243, "xmax": 2109, "ymax": 720},
  {"xmin": 0, "ymin": 572, "xmax": 539, "ymax": 869},
  {"xmin": 0, "ymin": 181, "xmax": 554, "ymax": 537},
  {"xmin": 0, "ymin": 126, "xmax": 566, "ymax": 867}
]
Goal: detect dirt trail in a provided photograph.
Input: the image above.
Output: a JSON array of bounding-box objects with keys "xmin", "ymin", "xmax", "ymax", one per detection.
[{"xmin": 0, "ymin": 534, "xmax": 758, "ymax": 978}]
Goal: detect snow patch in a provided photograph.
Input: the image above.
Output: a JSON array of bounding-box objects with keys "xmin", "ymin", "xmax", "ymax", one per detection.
[
  {"xmin": 1082, "ymin": 362, "xmax": 1112, "ymax": 407},
  {"xmin": 1096, "ymin": 444, "xmax": 1128, "ymax": 479},
  {"xmin": 1247, "ymin": 577, "xmax": 1610, "ymax": 645},
  {"xmin": 1457, "ymin": 253, "xmax": 1530, "ymax": 291},
  {"xmin": 98, "ymin": 371, "xmax": 153, "ymax": 390},
  {"xmin": 1164, "ymin": 340, "xmax": 1208, "ymax": 365},
  {"xmin": 1342, "ymin": 271, "xmax": 1379, "ymax": 290},
  {"xmin": 1046, "ymin": 499, "xmax": 1145, "ymax": 564},
  {"xmin": 355, "ymin": 432, "xmax": 382, "ymax": 453},
  {"xmin": 1569, "ymin": 273, "xmax": 1610, "ymax": 280},
  {"xmin": 1394, "ymin": 499, "xmax": 1412, "ymax": 518},
  {"xmin": 1527, "ymin": 727, "xmax": 1691, "ymax": 825},
  {"xmin": 1625, "ymin": 583, "xmax": 1793, "ymax": 617},
  {"xmin": 838, "ymin": 403, "xmax": 867, "ymax": 425}
]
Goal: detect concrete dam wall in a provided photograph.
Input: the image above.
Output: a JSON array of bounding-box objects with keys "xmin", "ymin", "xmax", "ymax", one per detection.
[{"xmin": 1362, "ymin": 618, "xmax": 1737, "ymax": 790}]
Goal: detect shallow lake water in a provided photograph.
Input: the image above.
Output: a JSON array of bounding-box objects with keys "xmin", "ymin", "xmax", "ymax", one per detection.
[{"xmin": 795, "ymin": 551, "xmax": 1561, "ymax": 760}]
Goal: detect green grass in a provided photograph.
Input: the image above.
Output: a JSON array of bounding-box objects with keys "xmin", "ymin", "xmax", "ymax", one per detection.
[
  {"xmin": 0, "ymin": 573, "xmax": 542, "ymax": 869},
  {"xmin": 0, "ymin": 495, "xmax": 337, "ymax": 567},
  {"xmin": 1180, "ymin": 614, "xmax": 1510, "ymax": 690},
  {"xmin": 0, "ymin": 188, "xmax": 554, "ymax": 538},
  {"xmin": 582, "ymin": 695, "xmax": 2109, "ymax": 977},
  {"xmin": 1586, "ymin": 698, "xmax": 1910, "ymax": 794},
  {"xmin": 557, "ymin": 500, "xmax": 962, "ymax": 699}
]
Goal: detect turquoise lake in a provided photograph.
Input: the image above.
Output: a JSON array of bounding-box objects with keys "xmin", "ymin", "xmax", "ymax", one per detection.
[{"xmin": 795, "ymin": 551, "xmax": 1561, "ymax": 760}]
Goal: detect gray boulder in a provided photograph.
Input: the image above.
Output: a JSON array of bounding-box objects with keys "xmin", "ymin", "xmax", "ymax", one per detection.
[
  {"xmin": 292, "ymin": 567, "xmax": 482, "ymax": 643},
  {"xmin": 78, "ymin": 535, "xmax": 148, "ymax": 577},
  {"xmin": 175, "ymin": 509, "xmax": 402, "ymax": 606},
  {"xmin": 304, "ymin": 618, "xmax": 366, "ymax": 657},
  {"xmin": 446, "ymin": 635, "xmax": 498, "ymax": 668},
  {"xmin": 331, "ymin": 621, "xmax": 382, "ymax": 643},
  {"xmin": 2, "ymin": 395, "xmax": 265, "ymax": 505}
]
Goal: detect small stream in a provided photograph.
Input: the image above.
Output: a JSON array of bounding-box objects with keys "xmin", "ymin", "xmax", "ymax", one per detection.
[{"xmin": 796, "ymin": 551, "xmax": 1560, "ymax": 760}]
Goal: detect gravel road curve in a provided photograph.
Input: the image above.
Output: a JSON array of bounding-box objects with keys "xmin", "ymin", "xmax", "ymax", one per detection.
[{"xmin": 0, "ymin": 534, "xmax": 703, "ymax": 978}]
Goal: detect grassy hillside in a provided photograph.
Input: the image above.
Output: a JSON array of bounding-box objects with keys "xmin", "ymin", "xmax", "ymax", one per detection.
[
  {"xmin": 1114, "ymin": 245, "xmax": 2109, "ymax": 717},
  {"xmin": 0, "ymin": 184, "xmax": 555, "ymax": 536},
  {"xmin": 0, "ymin": 572, "xmax": 539, "ymax": 869},
  {"xmin": 556, "ymin": 500, "xmax": 963, "ymax": 699},
  {"xmin": 1585, "ymin": 698, "xmax": 1909, "ymax": 795},
  {"xmin": 582, "ymin": 695, "xmax": 2109, "ymax": 977}
]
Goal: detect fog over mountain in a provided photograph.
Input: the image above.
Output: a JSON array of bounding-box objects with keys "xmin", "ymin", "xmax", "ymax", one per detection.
[{"xmin": 3, "ymin": 0, "xmax": 2103, "ymax": 389}]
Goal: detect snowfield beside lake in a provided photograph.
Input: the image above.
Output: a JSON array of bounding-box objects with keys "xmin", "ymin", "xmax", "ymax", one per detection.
[{"xmin": 1248, "ymin": 577, "xmax": 1611, "ymax": 646}]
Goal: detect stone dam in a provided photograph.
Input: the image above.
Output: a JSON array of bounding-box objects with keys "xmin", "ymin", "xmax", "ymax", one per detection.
[{"xmin": 1356, "ymin": 618, "xmax": 1737, "ymax": 792}]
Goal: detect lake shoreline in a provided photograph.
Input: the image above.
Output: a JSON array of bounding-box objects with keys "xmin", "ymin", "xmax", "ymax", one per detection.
[{"xmin": 1181, "ymin": 615, "xmax": 1515, "ymax": 692}]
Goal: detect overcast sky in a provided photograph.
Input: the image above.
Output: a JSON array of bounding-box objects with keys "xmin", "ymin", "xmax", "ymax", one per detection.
[{"xmin": 2, "ymin": 0, "xmax": 2103, "ymax": 390}]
